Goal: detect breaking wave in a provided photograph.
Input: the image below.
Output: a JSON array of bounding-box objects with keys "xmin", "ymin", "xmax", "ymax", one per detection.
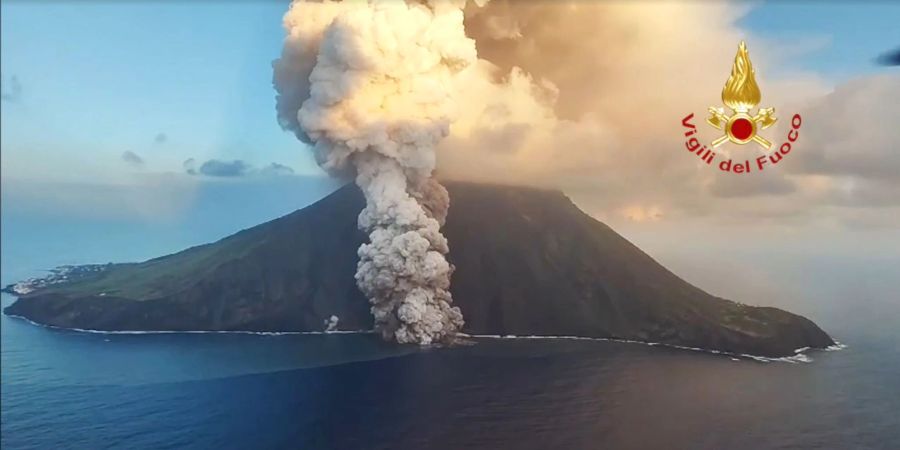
[
  {"xmin": 464, "ymin": 333, "xmax": 846, "ymax": 364},
  {"xmin": 6, "ymin": 313, "xmax": 845, "ymax": 363},
  {"xmin": 4, "ymin": 314, "xmax": 372, "ymax": 336}
]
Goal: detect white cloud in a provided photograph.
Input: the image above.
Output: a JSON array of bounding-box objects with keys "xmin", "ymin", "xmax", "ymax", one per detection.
[{"xmin": 428, "ymin": 1, "xmax": 898, "ymax": 230}]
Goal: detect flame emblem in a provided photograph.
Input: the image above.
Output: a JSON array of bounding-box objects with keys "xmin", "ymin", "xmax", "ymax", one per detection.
[{"xmin": 706, "ymin": 41, "xmax": 776, "ymax": 149}]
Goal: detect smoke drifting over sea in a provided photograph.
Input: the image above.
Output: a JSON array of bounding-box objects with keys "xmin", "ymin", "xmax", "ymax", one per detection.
[{"xmin": 273, "ymin": 0, "xmax": 474, "ymax": 344}]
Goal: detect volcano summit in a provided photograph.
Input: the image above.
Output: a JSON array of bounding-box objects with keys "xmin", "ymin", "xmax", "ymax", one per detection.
[{"xmin": 3, "ymin": 182, "xmax": 834, "ymax": 357}]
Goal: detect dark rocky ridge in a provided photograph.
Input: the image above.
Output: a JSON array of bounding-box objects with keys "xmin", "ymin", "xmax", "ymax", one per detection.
[{"xmin": 3, "ymin": 181, "xmax": 834, "ymax": 357}]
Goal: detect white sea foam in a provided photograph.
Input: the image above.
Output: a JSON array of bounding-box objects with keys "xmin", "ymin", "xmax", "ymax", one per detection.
[
  {"xmin": 6, "ymin": 314, "xmax": 844, "ymax": 363},
  {"xmin": 5, "ymin": 315, "xmax": 372, "ymax": 336},
  {"xmin": 461, "ymin": 333, "xmax": 842, "ymax": 364},
  {"xmin": 824, "ymin": 342, "xmax": 848, "ymax": 351}
]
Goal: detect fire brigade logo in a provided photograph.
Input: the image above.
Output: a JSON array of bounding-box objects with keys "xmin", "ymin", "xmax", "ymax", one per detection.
[
  {"xmin": 706, "ymin": 41, "xmax": 776, "ymax": 149},
  {"xmin": 680, "ymin": 40, "xmax": 803, "ymax": 174}
]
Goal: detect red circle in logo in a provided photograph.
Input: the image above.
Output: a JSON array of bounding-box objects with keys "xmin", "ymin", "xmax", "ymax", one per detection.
[{"xmin": 730, "ymin": 118, "xmax": 753, "ymax": 141}]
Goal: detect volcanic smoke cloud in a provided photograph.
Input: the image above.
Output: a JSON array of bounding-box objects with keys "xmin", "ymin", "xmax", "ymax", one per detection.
[{"xmin": 273, "ymin": 0, "xmax": 474, "ymax": 344}]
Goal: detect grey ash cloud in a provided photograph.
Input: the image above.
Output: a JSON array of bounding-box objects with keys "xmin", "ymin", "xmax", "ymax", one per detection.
[
  {"xmin": 876, "ymin": 47, "xmax": 900, "ymax": 66},
  {"xmin": 789, "ymin": 75, "xmax": 900, "ymax": 182},
  {"xmin": 260, "ymin": 162, "xmax": 295, "ymax": 176},
  {"xmin": 184, "ymin": 159, "xmax": 295, "ymax": 178},
  {"xmin": 708, "ymin": 171, "xmax": 796, "ymax": 198},
  {"xmin": 183, "ymin": 158, "xmax": 197, "ymax": 175},
  {"xmin": 121, "ymin": 151, "xmax": 144, "ymax": 166},
  {"xmin": 197, "ymin": 159, "xmax": 252, "ymax": 177},
  {"xmin": 1, "ymin": 75, "xmax": 23, "ymax": 103}
]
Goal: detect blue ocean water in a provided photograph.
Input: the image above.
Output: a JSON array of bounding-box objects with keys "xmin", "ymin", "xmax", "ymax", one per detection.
[{"xmin": 2, "ymin": 197, "xmax": 899, "ymax": 449}]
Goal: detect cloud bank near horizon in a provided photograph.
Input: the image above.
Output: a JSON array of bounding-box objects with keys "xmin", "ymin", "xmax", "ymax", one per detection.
[{"xmin": 182, "ymin": 158, "xmax": 296, "ymax": 178}]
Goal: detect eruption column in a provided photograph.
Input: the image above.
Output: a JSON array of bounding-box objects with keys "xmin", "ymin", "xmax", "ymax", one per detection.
[{"xmin": 273, "ymin": 0, "xmax": 472, "ymax": 344}]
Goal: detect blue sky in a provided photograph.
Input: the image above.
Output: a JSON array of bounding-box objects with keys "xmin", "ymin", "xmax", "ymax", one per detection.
[
  {"xmin": 1, "ymin": 1, "xmax": 898, "ymax": 181},
  {"xmin": 1, "ymin": 1, "xmax": 319, "ymax": 178},
  {"xmin": 738, "ymin": 2, "xmax": 900, "ymax": 80}
]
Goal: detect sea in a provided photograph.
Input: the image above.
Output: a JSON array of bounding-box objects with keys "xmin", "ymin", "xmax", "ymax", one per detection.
[{"xmin": 2, "ymin": 183, "xmax": 899, "ymax": 450}]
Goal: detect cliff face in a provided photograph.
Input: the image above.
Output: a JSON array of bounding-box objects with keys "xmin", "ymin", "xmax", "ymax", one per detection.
[{"xmin": 3, "ymin": 182, "xmax": 834, "ymax": 356}]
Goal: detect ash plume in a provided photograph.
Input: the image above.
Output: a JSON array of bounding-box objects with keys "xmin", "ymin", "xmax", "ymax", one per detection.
[{"xmin": 273, "ymin": 0, "xmax": 474, "ymax": 344}]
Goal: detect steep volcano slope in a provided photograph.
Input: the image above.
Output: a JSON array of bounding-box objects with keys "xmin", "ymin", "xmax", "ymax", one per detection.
[{"xmin": 4, "ymin": 182, "xmax": 834, "ymax": 356}]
